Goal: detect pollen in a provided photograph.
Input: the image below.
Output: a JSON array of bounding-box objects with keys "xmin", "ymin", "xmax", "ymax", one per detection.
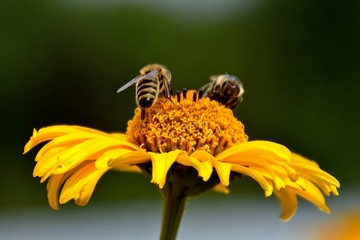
[{"xmin": 126, "ymin": 90, "xmax": 248, "ymax": 155}]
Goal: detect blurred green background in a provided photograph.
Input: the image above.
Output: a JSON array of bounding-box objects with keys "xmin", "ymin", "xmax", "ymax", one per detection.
[{"xmin": 1, "ymin": 0, "xmax": 359, "ymax": 211}]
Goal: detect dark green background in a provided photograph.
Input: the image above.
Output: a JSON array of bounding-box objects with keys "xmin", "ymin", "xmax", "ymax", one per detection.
[{"xmin": 1, "ymin": 0, "xmax": 359, "ymax": 209}]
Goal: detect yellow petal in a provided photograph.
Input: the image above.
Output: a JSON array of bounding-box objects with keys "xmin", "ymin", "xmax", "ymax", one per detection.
[
  {"xmin": 211, "ymin": 159, "xmax": 232, "ymax": 186},
  {"xmin": 277, "ymin": 177, "xmax": 331, "ymax": 215},
  {"xmin": 24, "ymin": 125, "xmax": 137, "ymax": 155},
  {"xmin": 34, "ymin": 147, "xmax": 73, "ymax": 181},
  {"xmin": 176, "ymin": 151, "xmax": 214, "ymax": 181},
  {"xmin": 34, "ymin": 138, "xmax": 111, "ymax": 180},
  {"xmin": 216, "ymin": 141, "xmax": 291, "ymax": 163},
  {"xmin": 47, "ymin": 172, "xmax": 71, "ymax": 210},
  {"xmin": 274, "ymin": 188, "xmax": 298, "ymax": 221},
  {"xmin": 24, "ymin": 127, "xmax": 68, "ymax": 153},
  {"xmin": 24, "ymin": 125, "xmax": 105, "ymax": 153},
  {"xmin": 109, "ymin": 132, "xmax": 129, "ymax": 140},
  {"xmin": 293, "ymin": 179, "xmax": 331, "ymax": 214},
  {"xmin": 215, "ymin": 141, "xmax": 293, "ymax": 189},
  {"xmin": 149, "ymin": 150, "xmax": 182, "ymax": 188},
  {"xmin": 330, "ymin": 185, "xmax": 339, "ymax": 196},
  {"xmin": 290, "ymin": 153, "xmax": 340, "ymax": 188},
  {"xmin": 32, "ymin": 131, "xmax": 142, "ymax": 180},
  {"xmin": 35, "ymin": 132, "xmax": 102, "ymax": 159},
  {"xmin": 36, "ymin": 144, "xmax": 69, "ymax": 162},
  {"xmin": 213, "ymin": 184, "xmax": 230, "ymax": 194},
  {"xmin": 190, "ymin": 151, "xmax": 214, "ymax": 178},
  {"xmin": 111, "ymin": 164, "xmax": 142, "ymax": 173},
  {"xmin": 59, "ymin": 163, "xmax": 109, "ymax": 206},
  {"xmin": 96, "ymin": 149, "xmax": 151, "ymax": 169},
  {"xmin": 38, "ymin": 133, "xmax": 138, "ymax": 161},
  {"xmin": 231, "ymin": 164, "xmax": 273, "ymax": 196},
  {"xmin": 51, "ymin": 138, "xmax": 120, "ymax": 174}
]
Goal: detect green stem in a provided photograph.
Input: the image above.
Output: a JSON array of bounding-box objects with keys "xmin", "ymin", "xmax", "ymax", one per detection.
[{"xmin": 159, "ymin": 183, "xmax": 188, "ymax": 240}]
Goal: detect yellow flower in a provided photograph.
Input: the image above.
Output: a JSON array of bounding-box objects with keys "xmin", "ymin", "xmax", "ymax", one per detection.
[{"xmin": 24, "ymin": 90, "xmax": 339, "ymax": 221}]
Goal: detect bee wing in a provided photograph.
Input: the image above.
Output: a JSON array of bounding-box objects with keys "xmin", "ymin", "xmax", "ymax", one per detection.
[
  {"xmin": 143, "ymin": 69, "xmax": 160, "ymax": 80},
  {"xmin": 211, "ymin": 74, "xmax": 241, "ymax": 82},
  {"xmin": 210, "ymin": 75, "xmax": 221, "ymax": 81},
  {"xmin": 117, "ymin": 76, "xmax": 140, "ymax": 93},
  {"xmin": 226, "ymin": 75, "xmax": 241, "ymax": 82},
  {"xmin": 162, "ymin": 77, "xmax": 172, "ymax": 98},
  {"xmin": 117, "ymin": 69, "xmax": 160, "ymax": 93}
]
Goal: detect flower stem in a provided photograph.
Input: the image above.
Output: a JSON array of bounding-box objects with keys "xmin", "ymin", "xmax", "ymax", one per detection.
[{"xmin": 159, "ymin": 183, "xmax": 188, "ymax": 240}]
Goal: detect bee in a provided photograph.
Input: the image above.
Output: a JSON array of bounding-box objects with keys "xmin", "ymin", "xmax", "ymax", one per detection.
[
  {"xmin": 117, "ymin": 64, "xmax": 172, "ymax": 120},
  {"xmin": 199, "ymin": 74, "xmax": 244, "ymax": 109}
]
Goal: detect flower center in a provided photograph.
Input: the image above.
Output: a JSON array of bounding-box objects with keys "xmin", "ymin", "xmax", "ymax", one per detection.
[{"xmin": 126, "ymin": 90, "xmax": 248, "ymax": 155}]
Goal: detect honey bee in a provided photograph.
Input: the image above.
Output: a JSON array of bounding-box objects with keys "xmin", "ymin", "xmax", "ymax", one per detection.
[
  {"xmin": 117, "ymin": 64, "xmax": 172, "ymax": 119},
  {"xmin": 199, "ymin": 74, "xmax": 244, "ymax": 109}
]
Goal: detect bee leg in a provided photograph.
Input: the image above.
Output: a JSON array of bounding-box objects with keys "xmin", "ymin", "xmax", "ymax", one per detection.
[
  {"xmin": 166, "ymin": 94, "xmax": 182, "ymax": 108},
  {"xmin": 168, "ymin": 96, "xmax": 176, "ymax": 105},
  {"xmin": 229, "ymin": 98, "xmax": 241, "ymax": 110},
  {"xmin": 141, "ymin": 109, "xmax": 146, "ymax": 120}
]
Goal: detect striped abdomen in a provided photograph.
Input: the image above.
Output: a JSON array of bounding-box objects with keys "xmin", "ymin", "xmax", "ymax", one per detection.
[{"xmin": 135, "ymin": 78, "xmax": 160, "ymax": 109}]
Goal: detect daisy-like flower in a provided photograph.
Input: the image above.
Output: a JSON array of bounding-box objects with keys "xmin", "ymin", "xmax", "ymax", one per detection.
[{"xmin": 24, "ymin": 90, "xmax": 339, "ymax": 240}]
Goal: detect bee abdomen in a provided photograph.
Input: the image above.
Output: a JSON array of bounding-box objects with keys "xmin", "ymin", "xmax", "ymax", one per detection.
[
  {"xmin": 138, "ymin": 95, "xmax": 155, "ymax": 108},
  {"xmin": 136, "ymin": 79, "xmax": 159, "ymax": 109},
  {"xmin": 136, "ymin": 79, "xmax": 158, "ymax": 93}
]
